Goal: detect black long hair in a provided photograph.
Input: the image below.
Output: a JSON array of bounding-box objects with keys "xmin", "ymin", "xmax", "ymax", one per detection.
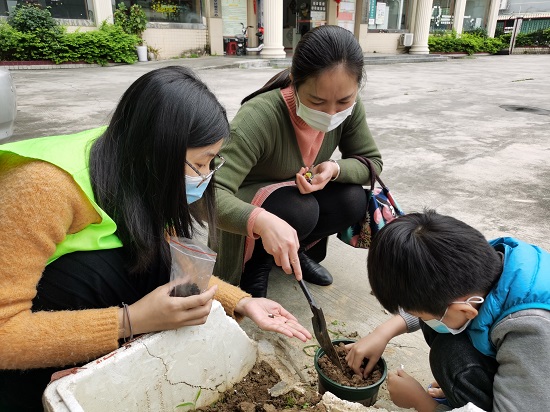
[
  {"xmin": 241, "ymin": 25, "xmax": 365, "ymax": 104},
  {"xmin": 89, "ymin": 66, "xmax": 229, "ymax": 275}
]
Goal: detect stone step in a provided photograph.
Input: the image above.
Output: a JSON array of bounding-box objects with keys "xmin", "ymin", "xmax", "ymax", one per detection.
[{"xmin": 364, "ymin": 55, "xmax": 449, "ymax": 64}]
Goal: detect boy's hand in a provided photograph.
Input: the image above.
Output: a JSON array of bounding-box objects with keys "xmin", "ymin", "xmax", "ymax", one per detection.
[
  {"xmin": 388, "ymin": 369, "xmax": 439, "ymax": 412},
  {"xmin": 345, "ymin": 315, "xmax": 407, "ymax": 377},
  {"xmin": 428, "ymin": 381, "xmax": 446, "ymax": 400},
  {"xmin": 345, "ymin": 332, "xmax": 388, "ymax": 377}
]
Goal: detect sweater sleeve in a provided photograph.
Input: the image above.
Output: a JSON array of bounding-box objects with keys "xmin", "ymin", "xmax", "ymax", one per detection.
[
  {"xmin": 214, "ymin": 97, "xmax": 278, "ymax": 236},
  {"xmin": 490, "ymin": 309, "xmax": 550, "ymax": 411},
  {"xmin": 0, "ymin": 159, "xmax": 120, "ymax": 370},
  {"xmin": 208, "ymin": 276, "xmax": 251, "ymax": 322},
  {"xmin": 398, "ymin": 307, "xmax": 421, "ymax": 332}
]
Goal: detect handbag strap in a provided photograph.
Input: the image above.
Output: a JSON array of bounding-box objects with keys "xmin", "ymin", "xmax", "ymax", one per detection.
[{"xmin": 347, "ymin": 155, "xmax": 388, "ymax": 190}]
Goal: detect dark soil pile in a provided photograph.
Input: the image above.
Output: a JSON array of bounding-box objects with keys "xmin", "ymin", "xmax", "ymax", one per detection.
[
  {"xmin": 317, "ymin": 342, "xmax": 383, "ymax": 387},
  {"xmin": 197, "ymin": 360, "xmax": 326, "ymax": 411}
]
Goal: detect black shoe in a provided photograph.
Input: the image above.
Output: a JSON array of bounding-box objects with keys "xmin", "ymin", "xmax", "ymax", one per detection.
[
  {"xmin": 239, "ymin": 258, "xmax": 273, "ymax": 298},
  {"xmin": 299, "ymin": 252, "xmax": 333, "ymax": 286}
]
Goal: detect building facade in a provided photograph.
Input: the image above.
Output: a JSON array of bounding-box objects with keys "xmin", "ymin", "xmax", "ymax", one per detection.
[
  {"xmin": 496, "ymin": 0, "xmax": 550, "ymax": 35},
  {"xmin": 0, "ymin": 0, "xmax": 521, "ymax": 59}
]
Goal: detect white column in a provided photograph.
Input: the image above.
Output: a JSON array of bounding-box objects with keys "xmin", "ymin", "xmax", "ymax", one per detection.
[
  {"xmin": 486, "ymin": 0, "xmax": 501, "ymax": 37},
  {"xmin": 261, "ymin": 0, "xmax": 286, "ymax": 58},
  {"xmin": 453, "ymin": 0, "xmax": 467, "ymax": 34},
  {"xmin": 93, "ymin": 0, "xmax": 114, "ymax": 25},
  {"xmin": 409, "ymin": 0, "xmax": 434, "ymax": 54}
]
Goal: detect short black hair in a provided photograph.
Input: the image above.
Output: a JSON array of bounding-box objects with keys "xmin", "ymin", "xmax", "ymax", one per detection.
[{"xmin": 367, "ymin": 209, "xmax": 502, "ymax": 315}]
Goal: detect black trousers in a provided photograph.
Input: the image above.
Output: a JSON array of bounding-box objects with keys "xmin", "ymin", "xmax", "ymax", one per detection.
[
  {"xmin": 0, "ymin": 248, "xmax": 169, "ymax": 412},
  {"xmin": 245, "ymin": 183, "xmax": 367, "ymax": 268},
  {"xmin": 421, "ymin": 320, "xmax": 499, "ymax": 411}
]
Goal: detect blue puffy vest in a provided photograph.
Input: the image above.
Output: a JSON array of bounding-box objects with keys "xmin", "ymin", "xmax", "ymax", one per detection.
[{"xmin": 468, "ymin": 237, "xmax": 550, "ymax": 357}]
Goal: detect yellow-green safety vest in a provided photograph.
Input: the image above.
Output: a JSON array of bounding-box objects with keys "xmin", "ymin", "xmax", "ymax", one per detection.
[{"xmin": 0, "ymin": 127, "xmax": 122, "ymax": 264}]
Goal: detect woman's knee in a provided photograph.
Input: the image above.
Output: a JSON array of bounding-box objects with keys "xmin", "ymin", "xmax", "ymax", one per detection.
[
  {"xmin": 318, "ymin": 183, "xmax": 366, "ymax": 222},
  {"xmin": 261, "ymin": 187, "xmax": 319, "ymax": 236}
]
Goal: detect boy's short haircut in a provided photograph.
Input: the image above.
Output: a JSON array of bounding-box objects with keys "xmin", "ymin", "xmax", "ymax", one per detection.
[{"xmin": 367, "ymin": 209, "xmax": 502, "ymax": 316}]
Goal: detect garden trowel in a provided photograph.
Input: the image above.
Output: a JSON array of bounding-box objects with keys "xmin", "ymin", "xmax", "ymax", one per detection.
[{"xmin": 298, "ymin": 279, "xmax": 344, "ymax": 371}]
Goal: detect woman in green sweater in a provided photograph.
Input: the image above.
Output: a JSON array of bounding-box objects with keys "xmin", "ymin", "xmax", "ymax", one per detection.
[{"xmin": 212, "ymin": 25, "xmax": 382, "ymax": 297}]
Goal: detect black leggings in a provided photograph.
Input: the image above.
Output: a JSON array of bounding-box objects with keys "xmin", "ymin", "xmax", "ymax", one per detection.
[
  {"xmin": 0, "ymin": 248, "xmax": 169, "ymax": 412},
  {"xmin": 421, "ymin": 321, "xmax": 498, "ymax": 411},
  {"xmin": 246, "ymin": 183, "xmax": 367, "ymax": 266}
]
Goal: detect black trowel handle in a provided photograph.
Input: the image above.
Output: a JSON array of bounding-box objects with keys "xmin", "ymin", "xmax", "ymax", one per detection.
[{"xmin": 298, "ymin": 279, "xmax": 317, "ymax": 308}]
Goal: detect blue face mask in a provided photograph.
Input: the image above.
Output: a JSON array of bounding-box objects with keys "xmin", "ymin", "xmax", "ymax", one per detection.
[
  {"xmin": 424, "ymin": 296, "xmax": 484, "ymax": 334},
  {"xmin": 185, "ymin": 175, "xmax": 211, "ymax": 204}
]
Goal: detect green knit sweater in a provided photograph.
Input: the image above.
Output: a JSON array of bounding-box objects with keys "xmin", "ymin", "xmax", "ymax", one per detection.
[{"xmin": 212, "ymin": 89, "xmax": 382, "ymax": 284}]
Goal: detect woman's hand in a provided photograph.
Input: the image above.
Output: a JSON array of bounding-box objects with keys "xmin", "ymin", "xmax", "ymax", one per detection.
[
  {"xmin": 387, "ymin": 369, "xmax": 439, "ymax": 412},
  {"xmin": 125, "ymin": 284, "xmax": 218, "ymax": 337},
  {"xmin": 345, "ymin": 331, "xmax": 389, "ymax": 377},
  {"xmin": 253, "ymin": 211, "xmax": 302, "ymax": 280},
  {"xmin": 295, "ymin": 161, "xmax": 338, "ymax": 194},
  {"xmin": 235, "ymin": 297, "xmax": 313, "ymax": 342}
]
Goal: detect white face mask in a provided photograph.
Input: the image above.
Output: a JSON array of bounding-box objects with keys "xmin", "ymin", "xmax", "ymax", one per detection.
[
  {"xmin": 296, "ymin": 94, "xmax": 356, "ymax": 133},
  {"xmin": 424, "ymin": 296, "xmax": 484, "ymax": 335}
]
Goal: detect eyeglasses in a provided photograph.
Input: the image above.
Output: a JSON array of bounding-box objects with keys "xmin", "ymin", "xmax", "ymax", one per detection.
[{"xmin": 185, "ymin": 154, "xmax": 226, "ymax": 187}]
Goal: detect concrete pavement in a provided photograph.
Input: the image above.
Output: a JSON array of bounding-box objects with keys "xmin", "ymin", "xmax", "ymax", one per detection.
[{"xmin": 6, "ymin": 54, "xmax": 550, "ymax": 411}]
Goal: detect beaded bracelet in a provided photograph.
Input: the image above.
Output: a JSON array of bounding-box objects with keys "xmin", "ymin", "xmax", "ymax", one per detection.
[
  {"xmin": 122, "ymin": 302, "xmax": 133, "ymax": 342},
  {"xmin": 329, "ymin": 159, "xmax": 341, "ymax": 181}
]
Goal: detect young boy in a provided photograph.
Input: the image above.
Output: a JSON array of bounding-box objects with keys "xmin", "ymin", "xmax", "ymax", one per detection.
[{"xmin": 346, "ymin": 210, "xmax": 550, "ymax": 412}]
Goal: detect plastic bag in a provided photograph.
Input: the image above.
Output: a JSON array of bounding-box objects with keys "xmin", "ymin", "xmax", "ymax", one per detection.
[{"xmin": 169, "ymin": 237, "xmax": 216, "ymax": 297}]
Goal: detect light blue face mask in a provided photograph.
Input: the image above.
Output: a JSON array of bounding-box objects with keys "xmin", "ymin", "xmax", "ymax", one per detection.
[
  {"xmin": 424, "ymin": 296, "xmax": 485, "ymax": 334},
  {"xmin": 185, "ymin": 174, "xmax": 211, "ymax": 204}
]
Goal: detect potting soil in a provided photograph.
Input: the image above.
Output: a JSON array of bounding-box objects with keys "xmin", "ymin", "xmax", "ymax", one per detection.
[{"xmin": 317, "ymin": 343, "xmax": 383, "ymax": 387}]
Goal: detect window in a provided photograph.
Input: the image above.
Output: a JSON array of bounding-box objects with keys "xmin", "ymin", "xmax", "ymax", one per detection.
[
  {"xmin": 430, "ymin": 0, "xmax": 454, "ymax": 33},
  {"xmin": 115, "ymin": 0, "xmax": 203, "ymax": 24},
  {"xmin": 463, "ymin": 0, "xmax": 489, "ymax": 31},
  {"xmin": 363, "ymin": 0, "xmax": 409, "ymax": 31},
  {"xmin": 1, "ymin": 0, "xmax": 93, "ymax": 19}
]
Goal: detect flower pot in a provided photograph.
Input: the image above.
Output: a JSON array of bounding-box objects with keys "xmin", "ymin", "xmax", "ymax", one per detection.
[
  {"xmin": 314, "ymin": 339, "xmax": 387, "ymax": 407},
  {"xmin": 136, "ymin": 45, "xmax": 148, "ymax": 62}
]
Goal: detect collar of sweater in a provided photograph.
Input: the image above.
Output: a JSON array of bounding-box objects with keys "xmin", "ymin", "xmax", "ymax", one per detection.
[{"xmin": 280, "ymin": 86, "xmax": 325, "ymax": 168}]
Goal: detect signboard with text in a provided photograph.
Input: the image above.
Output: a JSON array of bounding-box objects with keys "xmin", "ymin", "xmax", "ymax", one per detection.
[
  {"xmin": 222, "ymin": 0, "xmax": 247, "ymax": 36},
  {"xmin": 368, "ymin": 0, "xmax": 376, "ymax": 24}
]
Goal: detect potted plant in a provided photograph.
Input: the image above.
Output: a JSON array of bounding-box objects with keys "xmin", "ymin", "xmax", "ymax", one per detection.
[
  {"xmin": 147, "ymin": 44, "xmax": 160, "ymax": 61},
  {"xmin": 314, "ymin": 339, "xmax": 387, "ymax": 406},
  {"xmin": 114, "ymin": 3, "xmax": 148, "ymax": 62}
]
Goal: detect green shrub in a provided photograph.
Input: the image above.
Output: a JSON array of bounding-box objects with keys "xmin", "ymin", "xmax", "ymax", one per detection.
[
  {"xmin": 428, "ymin": 30, "xmax": 505, "ymax": 55},
  {"xmin": 0, "ymin": 21, "xmax": 138, "ymax": 64},
  {"xmin": 70, "ymin": 23, "xmax": 138, "ymax": 64},
  {"xmin": 113, "ymin": 3, "xmax": 147, "ymax": 44},
  {"xmin": 497, "ymin": 29, "xmax": 550, "ymax": 48},
  {"xmin": 463, "ymin": 27, "xmax": 488, "ymax": 38},
  {"xmin": 7, "ymin": 3, "xmax": 60, "ymax": 34},
  {"xmin": 517, "ymin": 29, "xmax": 550, "ymax": 47},
  {"xmin": 481, "ymin": 36, "xmax": 506, "ymax": 54}
]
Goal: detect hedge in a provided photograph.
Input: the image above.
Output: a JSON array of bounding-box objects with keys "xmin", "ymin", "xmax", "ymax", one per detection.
[{"xmin": 0, "ymin": 4, "xmax": 139, "ymax": 65}]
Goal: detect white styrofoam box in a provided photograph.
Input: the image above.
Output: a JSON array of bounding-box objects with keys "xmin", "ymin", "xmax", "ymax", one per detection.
[{"xmin": 43, "ymin": 300, "xmax": 257, "ymax": 412}]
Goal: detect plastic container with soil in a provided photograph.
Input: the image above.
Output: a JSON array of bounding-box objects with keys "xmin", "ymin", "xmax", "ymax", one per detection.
[{"xmin": 314, "ymin": 338, "xmax": 387, "ymax": 406}]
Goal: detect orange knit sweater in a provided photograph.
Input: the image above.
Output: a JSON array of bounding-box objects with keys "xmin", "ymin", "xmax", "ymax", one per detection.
[{"xmin": 0, "ymin": 157, "xmax": 249, "ymax": 370}]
